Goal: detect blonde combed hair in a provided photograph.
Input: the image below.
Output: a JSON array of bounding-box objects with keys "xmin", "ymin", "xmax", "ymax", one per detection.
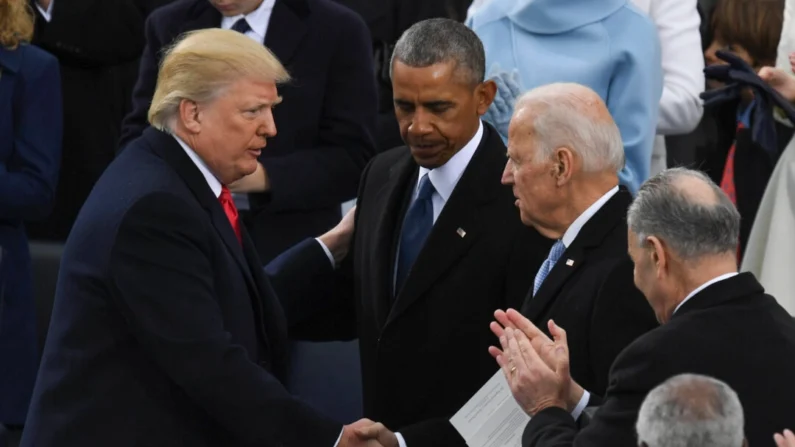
[
  {"xmin": 148, "ymin": 28, "xmax": 291, "ymax": 131},
  {"xmin": 0, "ymin": 0, "xmax": 35, "ymax": 50}
]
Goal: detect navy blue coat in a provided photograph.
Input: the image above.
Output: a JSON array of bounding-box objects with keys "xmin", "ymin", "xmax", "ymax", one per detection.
[
  {"xmin": 119, "ymin": 0, "xmax": 378, "ymax": 263},
  {"xmin": 0, "ymin": 43, "xmax": 62, "ymax": 425},
  {"xmin": 22, "ymin": 128, "xmax": 341, "ymax": 447}
]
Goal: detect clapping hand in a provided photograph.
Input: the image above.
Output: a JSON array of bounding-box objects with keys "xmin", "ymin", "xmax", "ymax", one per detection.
[
  {"xmin": 488, "ymin": 309, "xmax": 584, "ymax": 415},
  {"xmin": 775, "ymin": 429, "xmax": 795, "ymax": 447}
]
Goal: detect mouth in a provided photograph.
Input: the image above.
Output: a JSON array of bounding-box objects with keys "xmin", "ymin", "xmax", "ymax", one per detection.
[
  {"xmin": 247, "ymin": 149, "xmax": 261, "ymax": 157},
  {"xmin": 411, "ymin": 142, "xmax": 443, "ymax": 152}
]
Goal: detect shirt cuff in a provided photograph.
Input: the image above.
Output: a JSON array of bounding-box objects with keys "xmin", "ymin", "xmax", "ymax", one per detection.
[
  {"xmin": 396, "ymin": 432, "xmax": 408, "ymax": 447},
  {"xmin": 570, "ymin": 390, "xmax": 590, "ymax": 421},
  {"xmin": 334, "ymin": 428, "xmax": 343, "ymax": 446},
  {"xmin": 315, "ymin": 238, "xmax": 336, "ymax": 268}
]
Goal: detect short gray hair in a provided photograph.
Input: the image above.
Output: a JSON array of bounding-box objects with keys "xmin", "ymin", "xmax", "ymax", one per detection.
[
  {"xmin": 514, "ymin": 83, "xmax": 624, "ymax": 173},
  {"xmin": 636, "ymin": 374, "xmax": 744, "ymax": 447},
  {"xmin": 627, "ymin": 168, "xmax": 740, "ymax": 260},
  {"xmin": 390, "ymin": 18, "xmax": 485, "ymax": 86}
]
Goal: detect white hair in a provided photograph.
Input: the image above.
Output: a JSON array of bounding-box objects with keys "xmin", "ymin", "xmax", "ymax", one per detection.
[
  {"xmin": 636, "ymin": 374, "xmax": 745, "ymax": 447},
  {"xmin": 513, "ymin": 83, "xmax": 624, "ymax": 173}
]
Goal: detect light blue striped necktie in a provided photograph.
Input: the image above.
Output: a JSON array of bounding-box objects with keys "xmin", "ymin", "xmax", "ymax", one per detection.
[{"xmin": 533, "ymin": 240, "xmax": 566, "ymax": 296}]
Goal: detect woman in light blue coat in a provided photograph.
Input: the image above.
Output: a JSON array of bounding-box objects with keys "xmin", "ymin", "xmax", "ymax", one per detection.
[{"xmin": 467, "ymin": 0, "xmax": 663, "ymax": 192}]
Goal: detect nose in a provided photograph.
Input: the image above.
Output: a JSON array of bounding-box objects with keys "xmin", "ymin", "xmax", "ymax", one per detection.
[
  {"xmin": 501, "ymin": 159, "xmax": 513, "ymax": 185},
  {"xmin": 258, "ymin": 108, "xmax": 277, "ymax": 139},
  {"xmin": 407, "ymin": 109, "xmax": 433, "ymax": 137}
]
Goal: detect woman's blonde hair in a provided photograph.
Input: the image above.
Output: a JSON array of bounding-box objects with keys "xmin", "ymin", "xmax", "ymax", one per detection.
[
  {"xmin": 148, "ymin": 28, "xmax": 291, "ymax": 131},
  {"xmin": 0, "ymin": 0, "xmax": 35, "ymax": 49}
]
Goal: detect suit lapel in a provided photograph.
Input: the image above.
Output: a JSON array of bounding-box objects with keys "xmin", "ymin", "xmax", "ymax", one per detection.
[
  {"xmin": 143, "ymin": 129, "xmax": 261, "ymax": 302},
  {"xmin": 386, "ymin": 124, "xmax": 505, "ymax": 325},
  {"xmin": 370, "ymin": 154, "xmax": 416, "ymax": 327},
  {"xmin": 264, "ymin": 0, "xmax": 310, "ymax": 67},
  {"xmin": 521, "ymin": 189, "xmax": 632, "ymax": 320}
]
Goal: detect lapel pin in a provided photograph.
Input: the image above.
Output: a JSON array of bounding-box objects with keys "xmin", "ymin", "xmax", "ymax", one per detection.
[
  {"xmin": 456, "ymin": 228, "xmax": 467, "ymax": 238},
  {"xmin": 565, "ymin": 259, "xmax": 574, "ymax": 266}
]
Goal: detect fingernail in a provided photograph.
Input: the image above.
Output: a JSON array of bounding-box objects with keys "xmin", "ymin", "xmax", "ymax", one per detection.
[
  {"xmin": 556, "ymin": 347, "xmax": 565, "ymax": 355},
  {"xmin": 786, "ymin": 429, "xmax": 794, "ymax": 436}
]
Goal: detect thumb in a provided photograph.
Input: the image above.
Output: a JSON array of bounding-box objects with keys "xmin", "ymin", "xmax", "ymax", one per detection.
[
  {"xmin": 758, "ymin": 66, "xmax": 778, "ymax": 83},
  {"xmin": 355, "ymin": 423, "xmax": 383, "ymax": 439},
  {"xmin": 555, "ymin": 345, "xmax": 570, "ymax": 380},
  {"xmin": 548, "ymin": 319, "xmax": 568, "ymax": 347}
]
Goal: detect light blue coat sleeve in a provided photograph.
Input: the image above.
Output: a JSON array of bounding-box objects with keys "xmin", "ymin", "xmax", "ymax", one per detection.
[{"xmin": 608, "ymin": 26, "xmax": 663, "ymax": 194}]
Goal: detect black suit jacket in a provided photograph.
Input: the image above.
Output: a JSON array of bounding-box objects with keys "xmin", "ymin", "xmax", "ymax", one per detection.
[
  {"xmin": 21, "ymin": 128, "xmax": 340, "ymax": 447},
  {"xmin": 268, "ymin": 123, "xmax": 553, "ymax": 445},
  {"xmin": 520, "ymin": 188, "xmax": 658, "ymax": 396},
  {"xmin": 119, "ymin": 0, "xmax": 377, "ymax": 263},
  {"xmin": 522, "ymin": 273, "xmax": 795, "ymax": 447}
]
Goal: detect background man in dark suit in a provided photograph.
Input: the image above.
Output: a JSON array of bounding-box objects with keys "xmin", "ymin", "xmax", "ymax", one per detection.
[
  {"xmin": 494, "ymin": 83, "xmax": 658, "ymax": 399},
  {"xmin": 21, "ymin": 29, "xmax": 381, "ymax": 447},
  {"xmin": 267, "ymin": 18, "xmax": 551, "ymax": 447},
  {"xmin": 119, "ymin": 0, "xmax": 378, "ymax": 263},
  {"xmin": 25, "ymin": 0, "xmax": 172, "ymax": 242},
  {"xmin": 489, "ymin": 168, "xmax": 795, "ymax": 447}
]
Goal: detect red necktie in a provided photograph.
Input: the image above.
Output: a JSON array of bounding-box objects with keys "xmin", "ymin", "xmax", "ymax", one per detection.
[
  {"xmin": 219, "ymin": 186, "xmax": 242, "ymax": 244},
  {"xmin": 719, "ymin": 122, "xmax": 744, "ymax": 206},
  {"xmin": 719, "ymin": 122, "xmax": 744, "ymax": 262}
]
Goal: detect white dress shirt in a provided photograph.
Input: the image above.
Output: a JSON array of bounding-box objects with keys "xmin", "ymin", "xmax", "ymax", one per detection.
[
  {"xmin": 35, "ymin": 0, "xmax": 54, "ymax": 22},
  {"xmin": 561, "ymin": 186, "xmax": 619, "ymax": 249},
  {"xmin": 219, "ymin": 0, "xmax": 275, "ymax": 43},
  {"xmin": 174, "ymin": 134, "xmax": 345, "ymax": 446},
  {"xmin": 316, "ymin": 121, "xmax": 485, "ymax": 264},
  {"xmin": 173, "ymin": 136, "xmax": 223, "ymax": 198}
]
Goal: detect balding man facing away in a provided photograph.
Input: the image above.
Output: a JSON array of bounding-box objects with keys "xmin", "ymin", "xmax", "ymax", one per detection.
[
  {"xmin": 636, "ymin": 374, "xmax": 747, "ymax": 447},
  {"xmin": 490, "ymin": 167, "xmax": 795, "ymax": 447}
]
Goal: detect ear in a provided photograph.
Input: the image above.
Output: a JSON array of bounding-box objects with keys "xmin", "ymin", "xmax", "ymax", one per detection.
[
  {"xmin": 178, "ymin": 99, "xmax": 202, "ymax": 134},
  {"xmin": 476, "ymin": 80, "xmax": 497, "ymax": 115},
  {"xmin": 553, "ymin": 147, "xmax": 575, "ymax": 186},
  {"xmin": 646, "ymin": 235, "xmax": 667, "ymax": 278}
]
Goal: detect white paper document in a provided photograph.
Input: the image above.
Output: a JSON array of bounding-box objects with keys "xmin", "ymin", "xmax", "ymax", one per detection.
[{"xmin": 450, "ymin": 370, "xmax": 530, "ymax": 447}]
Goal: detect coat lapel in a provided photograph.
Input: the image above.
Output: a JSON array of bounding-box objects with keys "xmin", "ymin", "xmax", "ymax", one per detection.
[
  {"xmin": 386, "ymin": 124, "xmax": 506, "ymax": 325},
  {"xmin": 370, "ymin": 154, "xmax": 417, "ymax": 327},
  {"xmin": 264, "ymin": 0, "xmax": 310, "ymax": 67},
  {"xmin": 521, "ymin": 188, "xmax": 632, "ymax": 320},
  {"xmin": 143, "ymin": 129, "xmax": 260, "ymax": 301}
]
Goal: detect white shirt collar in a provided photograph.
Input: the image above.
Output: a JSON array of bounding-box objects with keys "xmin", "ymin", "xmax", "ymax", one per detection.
[
  {"xmin": 560, "ymin": 186, "xmax": 619, "ymax": 248},
  {"xmin": 220, "ymin": 0, "xmax": 275, "ymax": 42},
  {"xmin": 36, "ymin": 0, "xmax": 54, "ymax": 22},
  {"xmin": 173, "ymin": 135, "xmax": 223, "ymax": 198},
  {"xmin": 673, "ymin": 272, "xmax": 739, "ymax": 315},
  {"xmin": 417, "ymin": 120, "xmax": 484, "ymax": 202}
]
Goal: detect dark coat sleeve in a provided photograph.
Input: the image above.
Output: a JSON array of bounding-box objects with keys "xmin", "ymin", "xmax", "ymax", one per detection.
[
  {"xmin": 259, "ymin": 9, "xmax": 377, "ymax": 212},
  {"xmin": 522, "ymin": 341, "xmax": 659, "ymax": 447},
  {"xmin": 0, "ymin": 48, "xmax": 62, "ymax": 220},
  {"xmin": 109, "ymin": 192, "xmax": 342, "ymax": 446}
]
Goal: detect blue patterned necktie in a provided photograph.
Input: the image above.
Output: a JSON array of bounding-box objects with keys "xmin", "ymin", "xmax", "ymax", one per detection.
[
  {"xmin": 231, "ymin": 18, "xmax": 251, "ymax": 34},
  {"xmin": 395, "ymin": 174, "xmax": 436, "ymax": 294},
  {"xmin": 533, "ymin": 240, "xmax": 566, "ymax": 296}
]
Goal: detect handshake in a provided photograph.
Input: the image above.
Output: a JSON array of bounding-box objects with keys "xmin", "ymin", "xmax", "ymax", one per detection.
[{"xmin": 339, "ymin": 419, "xmax": 399, "ymax": 447}]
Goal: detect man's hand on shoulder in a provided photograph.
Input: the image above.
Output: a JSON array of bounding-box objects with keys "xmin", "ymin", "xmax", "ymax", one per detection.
[{"xmin": 318, "ymin": 205, "xmax": 357, "ymax": 264}]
